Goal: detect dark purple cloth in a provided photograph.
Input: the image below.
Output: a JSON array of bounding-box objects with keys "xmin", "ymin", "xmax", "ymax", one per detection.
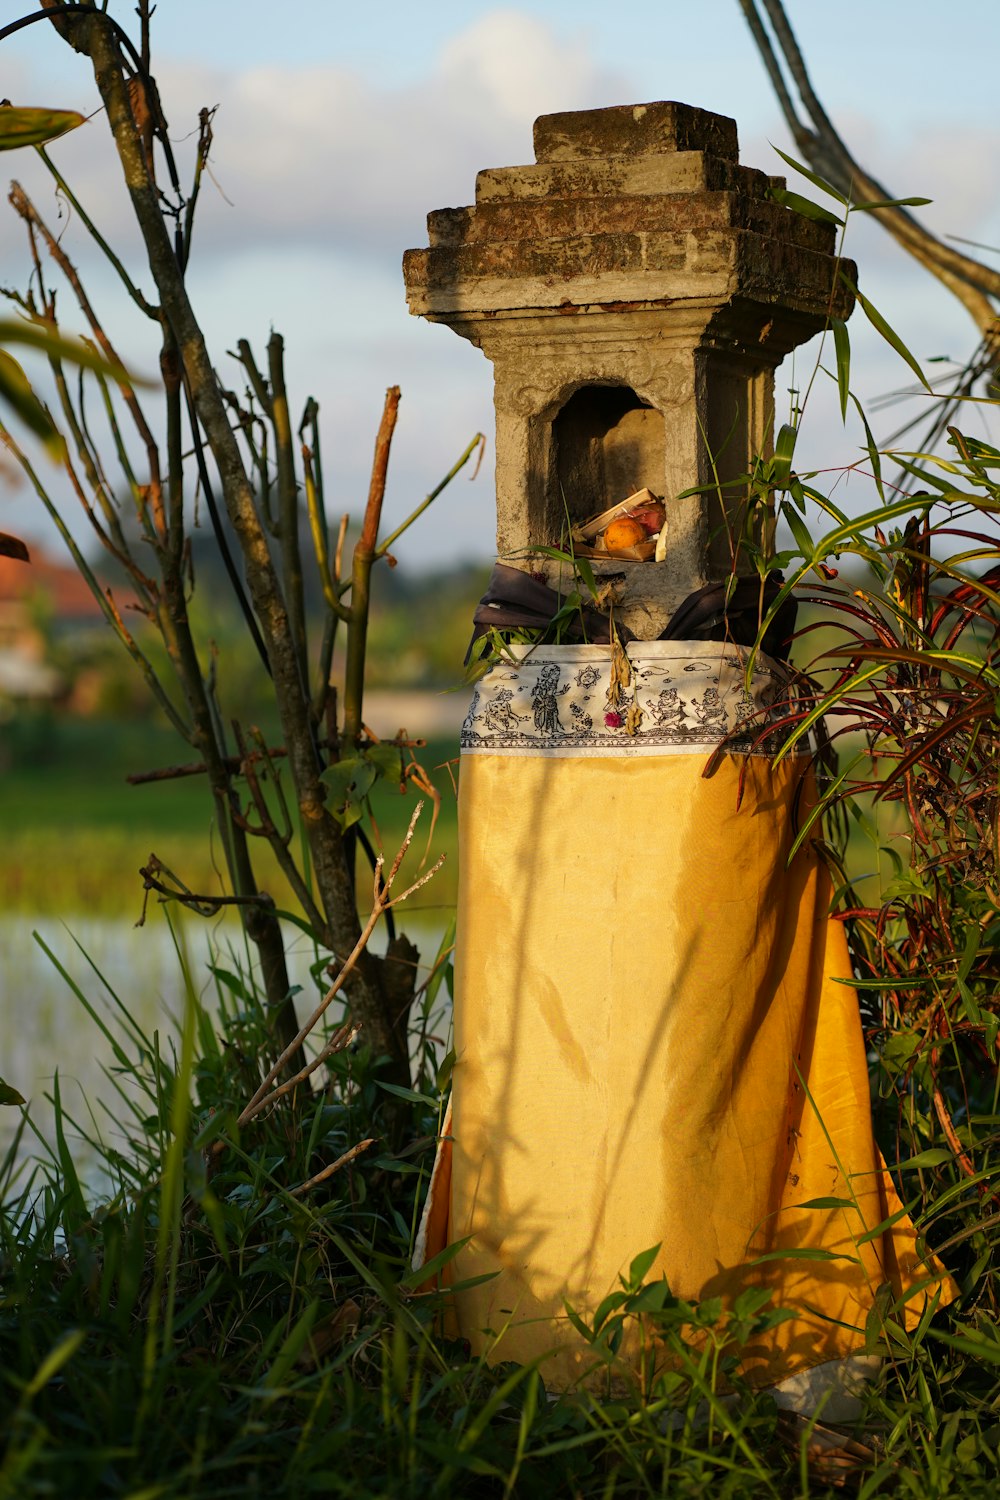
[{"xmin": 466, "ymin": 564, "xmax": 796, "ymax": 663}]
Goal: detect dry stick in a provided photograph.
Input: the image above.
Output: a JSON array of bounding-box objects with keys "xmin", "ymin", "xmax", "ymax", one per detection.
[
  {"xmin": 139, "ymin": 862, "xmax": 276, "ymax": 919},
  {"xmin": 268, "ymin": 332, "xmax": 308, "ymax": 676},
  {"xmin": 73, "ymin": 364, "xmax": 139, "ymax": 561},
  {"xmin": 290, "ymin": 1139, "xmax": 376, "ymax": 1198},
  {"xmin": 92, "ymin": 370, "xmax": 160, "ymax": 545},
  {"xmin": 125, "ymin": 733, "xmax": 419, "ymax": 785},
  {"xmin": 342, "ymin": 387, "xmax": 400, "ymax": 749},
  {"xmin": 933, "ymin": 1087, "xmax": 981, "ymax": 1186},
  {"xmin": 303, "ymin": 441, "xmax": 349, "ymax": 620},
  {"xmin": 14, "ymin": 208, "xmax": 145, "ymax": 574},
  {"xmin": 230, "ymin": 722, "xmax": 294, "ymax": 842},
  {"xmin": 763, "ymin": 0, "xmax": 997, "ymax": 308},
  {"xmin": 230, "ymin": 723, "xmax": 330, "ymax": 942},
  {"xmin": 313, "ymin": 512, "xmax": 350, "ymax": 720},
  {"xmin": 333, "ymin": 511, "xmax": 349, "ymax": 580},
  {"xmin": 35, "ymin": 143, "xmax": 158, "ymax": 318},
  {"xmin": 7, "ymin": 181, "xmax": 166, "ymax": 536},
  {"xmin": 374, "ymin": 432, "xmax": 485, "ymax": 560},
  {"xmin": 234, "ymin": 801, "xmax": 443, "ymax": 1134},
  {"xmin": 240, "ymin": 1020, "xmax": 360, "ymax": 1128},
  {"xmin": 180, "ymin": 104, "xmax": 214, "ymax": 274}
]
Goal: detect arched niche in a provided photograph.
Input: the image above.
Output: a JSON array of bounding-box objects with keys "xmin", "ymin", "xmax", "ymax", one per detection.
[{"xmin": 552, "ymin": 384, "xmax": 665, "ymax": 529}]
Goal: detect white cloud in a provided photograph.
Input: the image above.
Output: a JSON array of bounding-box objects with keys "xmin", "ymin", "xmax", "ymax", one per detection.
[
  {"xmin": 0, "ymin": 9, "xmax": 629, "ymax": 274},
  {"xmin": 436, "ymin": 10, "xmax": 616, "ymax": 124}
]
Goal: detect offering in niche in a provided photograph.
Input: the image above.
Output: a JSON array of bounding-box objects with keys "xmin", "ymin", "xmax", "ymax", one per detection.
[
  {"xmin": 603, "ymin": 516, "xmax": 646, "ymax": 552},
  {"xmin": 569, "ymin": 488, "xmax": 666, "ymax": 561}
]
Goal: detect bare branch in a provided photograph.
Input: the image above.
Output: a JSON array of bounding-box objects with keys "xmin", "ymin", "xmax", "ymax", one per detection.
[
  {"xmin": 741, "ymin": 0, "xmax": 1000, "ymax": 338},
  {"xmin": 35, "ymin": 144, "xmax": 158, "ymax": 318},
  {"xmin": 233, "ymin": 804, "xmax": 442, "ymax": 1132},
  {"xmin": 343, "ymin": 387, "xmax": 400, "ymax": 747},
  {"xmin": 8, "ymin": 181, "xmax": 166, "ymax": 532},
  {"xmin": 290, "ymin": 1138, "xmax": 376, "ymax": 1197},
  {"xmin": 238, "ymin": 1020, "xmax": 360, "ymax": 1130}
]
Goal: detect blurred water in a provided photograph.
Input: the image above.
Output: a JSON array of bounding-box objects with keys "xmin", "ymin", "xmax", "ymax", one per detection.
[{"xmin": 0, "ymin": 909, "xmax": 448, "ymax": 1192}]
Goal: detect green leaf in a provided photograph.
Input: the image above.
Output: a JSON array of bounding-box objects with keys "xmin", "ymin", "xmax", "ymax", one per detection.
[
  {"xmin": 575, "ymin": 555, "xmax": 597, "ymax": 599},
  {"xmin": 624, "ymin": 1281, "xmax": 671, "ymax": 1314},
  {"xmin": 852, "ymin": 196, "xmax": 932, "ymax": 213},
  {"xmin": 448, "ymin": 1271, "xmax": 506, "ymax": 1294},
  {"xmin": 375, "ymin": 1080, "xmax": 438, "ymax": 1106},
  {"xmin": 855, "ymin": 1198, "xmax": 921, "ymax": 1246},
  {"xmin": 849, "ymin": 390, "xmax": 885, "ymax": 501},
  {"xmin": 0, "ymin": 348, "xmax": 59, "ymax": 449},
  {"xmin": 792, "ymin": 1196, "xmax": 858, "ymax": 1212},
  {"xmin": 958, "ymin": 977, "xmax": 982, "ymax": 1027},
  {"xmin": 770, "ymin": 184, "xmax": 843, "ymax": 226},
  {"xmin": 24, "ymin": 1328, "xmax": 86, "ymax": 1400},
  {"xmin": 51, "ymin": 1071, "xmax": 88, "ymax": 1236},
  {"xmin": 424, "ymin": 916, "xmax": 456, "ymax": 1010},
  {"xmin": 832, "ymin": 318, "xmax": 851, "ymax": 421},
  {"xmin": 0, "ymin": 321, "xmax": 144, "ymax": 457},
  {"xmin": 748, "ymin": 1247, "xmax": 860, "ymax": 1265},
  {"xmin": 731, "ymin": 1286, "xmax": 777, "ymax": 1320},
  {"xmin": 986, "ymin": 1014, "xmax": 999, "ymax": 1063},
  {"xmin": 366, "ymin": 741, "xmax": 404, "ymax": 783},
  {"xmin": 562, "ymin": 1299, "xmax": 598, "ymax": 1345},
  {"xmin": 785, "ymin": 748, "xmax": 867, "ymax": 866},
  {"xmin": 929, "ymin": 1328, "xmax": 1000, "ymax": 1364},
  {"xmin": 0, "ymin": 106, "xmax": 86, "ymax": 151},
  {"xmin": 772, "ymin": 661, "xmax": 887, "ymax": 765},
  {"xmin": 957, "ymin": 924, "xmax": 981, "ymax": 985},
  {"xmin": 0, "ymin": 320, "xmax": 135, "ymax": 381},
  {"xmin": 399, "ymin": 1236, "xmax": 472, "ymax": 1289},
  {"xmin": 771, "ymin": 422, "xmax": 798, "ymax": 489},
  {"xmin": 593, "ymin": 1289, "xmax": 628, "ymax": 1331},
  {"xmin": 895, "ymin": 1148, "xmax": 952, "ymax": 1170},
  {"xmin": 780, "ymin": 499, "xmax": 813, "ymax": 560},
  {"xmin": 261, "ymin": 1301, "xmax": 318, "ymax": 1391},
  {"xmin": 320, "ymin": 755, "xmax": 376, "ymax": 829},
  {"xmin": 435, "ymin": 1047, "xmax": 456, "ymax": 1094},
  {"xmin": 841, "ymin": 274, "xmax": 931, "ymax": 391},
  {"xmin": 771, "ymin": 145, "xmax": 848, "ymax": 205},
  {"xmin": 0, "ymin": 1077, "xmax": 25, "ymax": 1106},
  {"xmin": 626, "ymin": 1244, "xmax": 661, "ymax": 1289}
]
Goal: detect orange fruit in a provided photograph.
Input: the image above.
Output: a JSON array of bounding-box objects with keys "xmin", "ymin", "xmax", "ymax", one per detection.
[{"xmin": 603, "ymin": 516, "xmax": 646, "ymax": 553}]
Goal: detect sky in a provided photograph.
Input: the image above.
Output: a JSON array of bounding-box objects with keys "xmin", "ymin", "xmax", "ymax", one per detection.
[{"xmin": 3, "ymin": 0, "xmax": 999, "ymax": 572}]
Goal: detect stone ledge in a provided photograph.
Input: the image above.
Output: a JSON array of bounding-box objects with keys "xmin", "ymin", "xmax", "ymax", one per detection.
[
  {"xmin": 426, "ymin": 194, "xmax": 836, "ymax": 256},
  {"xmin": 533, "ymin": 102, "xmax": 739, "ymax": 163},
  {"xmin": 404, "ymin": 231, "xmax": 854, "ymax": 320},
  {"xmin": 475, "ymin": 153, "xmax": 777, "ymax": 204}
]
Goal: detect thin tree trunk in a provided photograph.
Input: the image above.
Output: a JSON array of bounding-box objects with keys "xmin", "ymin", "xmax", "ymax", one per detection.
[{"xmin": 60, "ymin": 9, "xmax": 408, "ymax": 1079}]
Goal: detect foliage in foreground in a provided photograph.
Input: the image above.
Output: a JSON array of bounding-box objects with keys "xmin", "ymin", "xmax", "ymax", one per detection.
[
  {"xmin": 5, "ymin": 334, "xmax": 1000, "ymax": 1500},
  {"xmin": 1, "ymin": 896, "xmax": 999, "ymax": 1500}
]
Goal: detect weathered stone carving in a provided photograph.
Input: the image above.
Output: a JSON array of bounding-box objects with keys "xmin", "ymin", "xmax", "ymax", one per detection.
[{"xmin": 404, "ymin": 100, "xmax": 855, "ymax": 635}]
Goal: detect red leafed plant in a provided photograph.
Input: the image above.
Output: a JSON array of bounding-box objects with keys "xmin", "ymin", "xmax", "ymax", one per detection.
[{"xmin": 760, "ymin": 420, "xmax": 1000, "ymax": 1232}]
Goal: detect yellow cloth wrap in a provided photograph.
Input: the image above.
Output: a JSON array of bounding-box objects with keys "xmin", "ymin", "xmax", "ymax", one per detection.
[{"xmin": 418, "ymin": 646, "xmax": 956, "ymax": 1389}]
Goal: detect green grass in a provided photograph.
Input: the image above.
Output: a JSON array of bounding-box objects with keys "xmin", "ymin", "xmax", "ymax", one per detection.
[
  {"xmin": 1, "ymin": 924, "xmax": 998, "ymax": 1498},
  {"xmin": 0, "ymin": 713, "xmax": 459, "ymax": 916}
]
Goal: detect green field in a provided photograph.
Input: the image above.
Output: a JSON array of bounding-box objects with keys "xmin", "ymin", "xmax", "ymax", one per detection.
[
  {"xmin": 0, "ymin": 713, "xmax": 460, "ymax": 920},
  {"xmin": 1, "ymin": 705, "xmax": 905, "ymax": 924}
]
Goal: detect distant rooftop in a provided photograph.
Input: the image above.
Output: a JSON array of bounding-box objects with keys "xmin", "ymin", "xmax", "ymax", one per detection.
[{"xmin": 0, "ymin": 547, "xmax": 104, "ymax": 619}]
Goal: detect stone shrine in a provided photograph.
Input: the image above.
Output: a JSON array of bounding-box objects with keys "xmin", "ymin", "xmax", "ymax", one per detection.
[{"xmin": 403, "ymin": 100, "xmax": 854, "ymax": 636}]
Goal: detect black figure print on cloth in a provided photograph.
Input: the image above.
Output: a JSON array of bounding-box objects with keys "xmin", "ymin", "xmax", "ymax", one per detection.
[{"xmin": 459, "ymin": 647, "xmax": 802, "ymax": 757}]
